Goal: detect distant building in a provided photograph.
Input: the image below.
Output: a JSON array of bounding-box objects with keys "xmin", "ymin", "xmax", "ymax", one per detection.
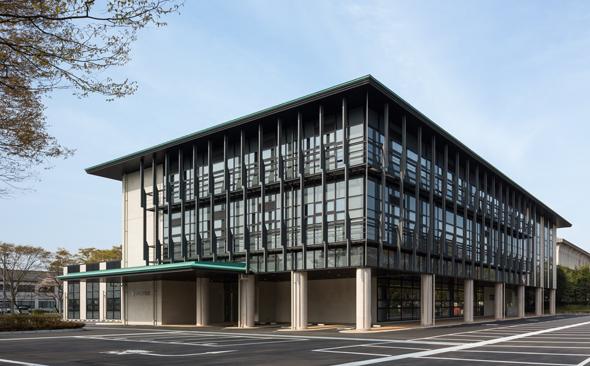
[
  {"xmin": 59, "ymin": 75, "xmax": 570, "ymax": 328},
  {"xmin": 0, "ymin": 271, "xmax": 58, "ymax": 311},
  {"xmin": 556, "ymin": 238, "xmax": 590, "ymax": 269}
]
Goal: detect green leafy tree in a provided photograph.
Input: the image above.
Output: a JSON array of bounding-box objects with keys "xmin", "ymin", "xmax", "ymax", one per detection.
[
  {"xmin": 75, "ymin": 245, "xmax": 121, "ymax": 263},
  {"xmin": 0, "ymin": 0, "xmax": 182, "ymax": 196}
]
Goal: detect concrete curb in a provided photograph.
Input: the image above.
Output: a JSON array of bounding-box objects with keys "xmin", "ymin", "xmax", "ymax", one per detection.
[{"xmin": 0, "ymin": 327, "xmax": 86, "ymax": 335}]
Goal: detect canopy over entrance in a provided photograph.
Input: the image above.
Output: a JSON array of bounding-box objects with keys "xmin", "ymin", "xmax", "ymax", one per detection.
[{"xmin": 57, "ymin": 261, "xmax": 248, "ymax": 282}]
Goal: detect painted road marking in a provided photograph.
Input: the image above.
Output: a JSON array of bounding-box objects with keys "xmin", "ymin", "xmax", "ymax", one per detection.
[
  {"xmin": 418, "ymin": 356, "xmax": 573, "ymax": 365},
  {"xmin": 0, "ymin": 359, "xmax": 48, "ymax": 366},
  {"xmin": 101, "ymin": 349, "xmax": 236, "ymax": 357},
  {"xmin": 332, "ymin": 318, "xmax": 590, "ymax": 365}
]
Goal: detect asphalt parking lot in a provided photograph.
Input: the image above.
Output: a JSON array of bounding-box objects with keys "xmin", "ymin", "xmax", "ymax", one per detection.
[{"xmin": 1, "ymin": 315, "xmax": 589, "ymax": 365}]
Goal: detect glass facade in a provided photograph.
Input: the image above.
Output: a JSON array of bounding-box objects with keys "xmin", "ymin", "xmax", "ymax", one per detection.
[
  {"xmin": 126, "ymin": 81, "xmax": 563, "ymax": 294},
  {"xmin": 106, "ymin": 281, "xmax": 121, "ymax": 320},
  {"xmin": 86, "ymin": 280, "xmax": 99, "ymax": 319},
  {"xmin": 67, "ymin": 281, "xmax": 80, "ymax": 319}
]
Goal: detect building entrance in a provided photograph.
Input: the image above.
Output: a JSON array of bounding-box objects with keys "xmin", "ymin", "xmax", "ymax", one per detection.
[{"xmin": 223, "ymin": 281, "xmax": 238, "ymax": 323}]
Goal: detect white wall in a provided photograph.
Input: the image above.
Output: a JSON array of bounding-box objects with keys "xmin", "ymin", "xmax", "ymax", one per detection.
[
  {"xmin": 308, "ymin": 278, "xmax": 356, "ymax": 324},
  {"xmin": 126, "ymin": 281, "xmax": 157, "ymax": 325},
  {"xmin": 161, "ymin": 281, "xmax": 196, "ymax": 325},
  {"xmin": 122, "ymin": 165, "xmax": 162, "ymax": 268}
]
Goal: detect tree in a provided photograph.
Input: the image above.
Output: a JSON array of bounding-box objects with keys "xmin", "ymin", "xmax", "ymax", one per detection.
[
  {"xmin": 0, "ymin": 242, "xmax": 51, "ymax": 313},
  {"xmin": 577, "ymin": 266, "xmax": 590, "ymax": 307},
  {"xmin": 75, "ymin": 245, "xmax": 122, "ymax": 263},
  {"xmin": 40, "ymin": 247, "xmax": 77, "ymax": 313},
  {"xmin": 0, "ymin": 0, "xmax": 182, "ymax": 196}
]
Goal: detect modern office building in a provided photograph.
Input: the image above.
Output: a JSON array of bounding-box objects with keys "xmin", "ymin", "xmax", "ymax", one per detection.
[
  {"xmin": 556, "ymin": 238, "xmax": 590, "ymax": 269},
  {"xmin": 58, "ymin": 75, "xmax": 570, "ymax": 328}
]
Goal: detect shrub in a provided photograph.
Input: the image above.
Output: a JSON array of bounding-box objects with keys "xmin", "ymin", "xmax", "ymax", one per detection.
[
  {"xmin": 0, "ymin": 314, "xmax": 85, "ymax": 332},
  {"xmin": 32, "ymin": 309, "xmax": 45, "ymax": 315}
]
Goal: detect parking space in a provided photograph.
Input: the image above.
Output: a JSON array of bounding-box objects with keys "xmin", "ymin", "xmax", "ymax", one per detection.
[{"xmin": 0, "ymin": 315, "xmax": 589, "ymax": 365}]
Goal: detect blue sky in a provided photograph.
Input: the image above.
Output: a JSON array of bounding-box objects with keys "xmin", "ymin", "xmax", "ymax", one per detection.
[{"xmin": 1, "ymin": 0, "xmax": 589, "ymax": 253}]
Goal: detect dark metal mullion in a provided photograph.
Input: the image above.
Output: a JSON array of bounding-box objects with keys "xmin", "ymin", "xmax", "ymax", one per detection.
[
  {"xmin": 320, "ymin": 105, "xmax": 328, "ymax": 268},
  {"xmin": 494, "ymin": 181, "xmax": 502, "ymax": 272},
  {"xmin": 259, "ymin": 123, "xmax": 267, "ymax": 272},
  {"xmin": 428, "ymin": 136, "xmax": 435, "ymax": 273},
  {"xmin": 364, "ymin": 92, "xmax": 369, "ymax": 267},
  {"xmin": 452, "ymin": 152, "xmax": 458, "ymax": 275},
  {"xmin": 278, "ymin": 118, "xmax": 286, "ymax": 271},
  {"xmin": 193, "ymin": 145, "xmax": 200, "ymax": 262},
  {"xmin": 179, "ymin": 149, "xmax": 186, "ymax": 261},
  {"xmin": 483, "ymin": 171, "xmax": 488, "ymax": 273},
  {"xmin": 474, "ymin": 165, "xmax": 479, "ymax": 278},
  {"xmin": 343, "ymin": 99, "xmax": 351, "ymax": 267},
  {"xmin": 514, "ymin": 194, "xmax": 522, "ymax": 272},
  {"xmin": 140, "ymin": 157, "xmax": 147, "ymax": 265},
  {"xmin": 510, "ymin": 189, "xmax": 516, "ymax": 274},
  {"xmin": 380, "ymin": 103, "xmax": 389, "ymax": 267},
  {"xmin": 531, "ymin": 204, "xmax": 539, "ymax": 287},
  {"xmin": 442, "ymin": 144, "xmax": 448, "ymax": 274},
  {"xmin": 241, "ymin": 130, "xmax": 249, "ymax": 272},
  {"xmin": 464, "ymin": 158, "xmax": 470, "ymax": 267},
  {"xmin": 523, "ymin": 198, "xmax": 532, "ymax": 284},
  {"xmin": 398, "ymin": 115, "xmax": 406, "ymax": 269},
  {"xmin": 153, "ymin": 155, "xmax": 161, "ymax": 264},
  {"xmin": 225, "ymin": 135, "xmax": 232, "ymax": 261},
  {"xmin": 502, "ymin": 184, "xmax": 510, "ymax": 281},
  {"xmin": 489, "ymin": 176, "xmax": 495, "ymax": 270},
  {"xmin": 414, "ymin": 126, "xmax": 421, "ymax": 268},
  {"xmin": 166, "ymin": 152, "xmax": 173, "ymax": 263},
  {"xmin": 298, "ymin": 112, "xmax": 306, "ymax": 269},
  {"xmin": 208, "ymin": 140, "xmax": 215, "ymax": 261}
]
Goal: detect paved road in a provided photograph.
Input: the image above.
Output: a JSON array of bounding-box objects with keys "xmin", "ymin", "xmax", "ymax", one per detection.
[{"xmin": 0, "ymin": 315, "xmax": 589, "ymax": 365}]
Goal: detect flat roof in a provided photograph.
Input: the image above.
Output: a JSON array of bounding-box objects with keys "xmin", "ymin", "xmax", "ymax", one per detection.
[
  {"xmin": 56, "ymin": 261, "xmax": 247, "ymax": 281},
  {"xmin": 85, "ymin": 75, "xmax": 571, "ymax": 229}
]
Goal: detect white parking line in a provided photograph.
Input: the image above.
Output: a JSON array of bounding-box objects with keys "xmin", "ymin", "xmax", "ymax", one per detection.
[
  {"xmin": 418, "ymin": 356, "xmax": 573, "ymax": 365},
  {"xmin": 333, "ymin": 319, "xmax": 590, "ymax": 365},
  {"xmin": 0, "ymin": 359, "xmax": 47, "ymax": 366},
  {"xmin": 458, "ymin": 350, "xmax": 590, "ymax": 357}
]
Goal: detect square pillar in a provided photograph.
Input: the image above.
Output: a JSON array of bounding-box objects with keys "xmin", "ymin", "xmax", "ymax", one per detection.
[
  {"xmin": 196, "ymin": 277, "xmax": 209, "ymax": 326},
  {"xmin": 494, "ymin": 282, "xmax": 504, "ymax": 320},
  {"xmin": 291, "ymin": 271, "xmax": 307, "ymax": 330},
  {"xmin": 463, "ymin": 279, "xmax": 474, "ymax": 323},
  {"xmin": 356, "ymin": 268, "xmax": 371, "ymax": 331},
  {"xmin": 421, "ymin": 274, "xmax": 434, "ymax": 326},
  {"xmin": 517, "ymin": 285, "xmax": 525, "ymax": 318},
  {"xmin": 535, "ymin": 287, "xmax": 543, "ymax": 316},
  {"xmin": 549, "ymin": 288, "xmax": 556, "ymax": 315},
  {"xmin": 239, "ymin": 274, "xmax": 255, "ymax": 328}
]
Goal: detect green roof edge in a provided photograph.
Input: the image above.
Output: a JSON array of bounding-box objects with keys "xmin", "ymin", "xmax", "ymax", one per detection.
[
  {"xmin": 56, "ymin": 261, "xmax": 247, "ymax": 280},
  {"xmin": 85, "ymin": 74, "xmax": 373, "ymax": 172}
]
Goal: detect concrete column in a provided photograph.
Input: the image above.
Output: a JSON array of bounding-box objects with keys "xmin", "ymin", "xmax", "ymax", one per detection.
[
  {"xmin": 535, "ymin": 287, "xmax": 543, "ymax": 316},
  {"xmin": 421, "ymin": 274, "xmax": 434, "ymax": 326},
  {"xmin": 356, "ymin": 268, "xmax": 371, "ymax": 331},
  {"xmin": 79, "ymin": 264, "xmax": 87, "ymax": 320},
  {"xmin": 517, "ymin": 285, "xmax": 525, "ymax": 318},
  {"xmin": 99, "ymin": 262, "xmax": 107, "ymax": 321},
  {"xmin": 239, "ymin": 275, "xmax": 255, "ymax": 328},
  {"xmin": 291, "ymin": 271, "xmax": 307, "ymax": 330},
  {"xmin": 463, "ymin": 279, "xmax": 474, "ymax": 323},
  {"xmin": 494, "ymin": 282, "xmax": 504, "ymax": 320},
  {"xmin": 549, "ymin": 288, "xmax": 556, "ymax": 315},
  {"xmin": 62, "ymin": 267, "xmax": 67, "ymax": 320},
  {"xmin": 196, "ymin": 277, "xmax": 209, "ymax": 326}
]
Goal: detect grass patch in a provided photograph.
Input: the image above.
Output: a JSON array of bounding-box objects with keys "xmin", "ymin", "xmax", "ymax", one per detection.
[
  {"xmin": 0, "ymin": 314, "xmax": 85, "ymax": 332},
  {"xmin": 557, "ymin": 304, "xmax": 590, "ymax": 312}
]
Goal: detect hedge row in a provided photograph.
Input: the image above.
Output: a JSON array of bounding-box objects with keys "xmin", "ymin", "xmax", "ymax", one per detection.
[{"xmin": 0, "ymin": 314, "xmax": 85, "ymax": 332}]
